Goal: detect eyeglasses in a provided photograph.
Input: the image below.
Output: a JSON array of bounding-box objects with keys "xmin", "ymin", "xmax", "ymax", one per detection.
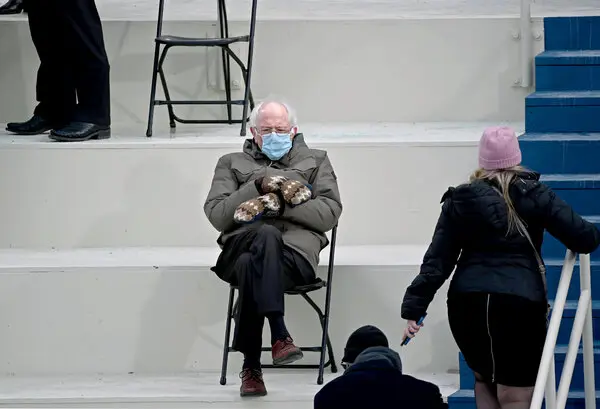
[{"xmin": 257, "ymin": 127, "xmax": 292, "ymax": 136}]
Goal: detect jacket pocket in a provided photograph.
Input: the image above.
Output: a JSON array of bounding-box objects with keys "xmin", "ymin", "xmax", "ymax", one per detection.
[
  {"xmin": 289, "ymin": 157, "xmax": 318, "ymax": 184},
  {"xmin": 232, "ymin": 161, "xmax": 264, "ymax": 185}
]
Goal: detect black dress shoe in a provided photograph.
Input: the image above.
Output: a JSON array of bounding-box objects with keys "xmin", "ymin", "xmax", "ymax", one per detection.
[
  {"xmin": 0, "ymin": 0, "xmax": 24, "ymax": 15},
  {"xmin": 49, "ymin": 122, "xmax": 111, "ymax": 142},
  {"xmin": 6, "ymin": 115, "xmax": 53, "ymax": 135}
]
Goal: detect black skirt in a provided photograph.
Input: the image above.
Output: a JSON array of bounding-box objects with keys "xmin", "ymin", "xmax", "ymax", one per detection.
[{"xmin": 447, "ymin": 292, "xmax": 547, "ymax": 387}]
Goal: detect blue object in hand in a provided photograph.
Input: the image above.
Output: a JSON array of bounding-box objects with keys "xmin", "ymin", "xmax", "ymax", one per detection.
[{"xmin": 401, "ymin": 315, "xmax": 426, "ymax": 346}]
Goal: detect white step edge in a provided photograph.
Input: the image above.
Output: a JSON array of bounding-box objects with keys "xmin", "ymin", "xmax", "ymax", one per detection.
[
  {"xmin": 0, "ymin": 122, "xmax": 521, "ymax": 149},
  {"xmin": 0, "ymin": 371, "xmax": 459, "ymax": 406},
  {"xmin": 0, "ymin": 245, "xmax": 429, "ymax": 271}
]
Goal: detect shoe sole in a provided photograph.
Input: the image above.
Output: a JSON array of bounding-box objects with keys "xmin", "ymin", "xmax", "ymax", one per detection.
[
  {"xmin": 48, "ymin": 128, "xmax": 111, "ymax": 142},
  {"xmin": 240, "ymin": 390, "xmax": 268, "ymax": 397},
  {"xmin": 273, "ymin": 349, "xmax": 304, "ymax": 366}
]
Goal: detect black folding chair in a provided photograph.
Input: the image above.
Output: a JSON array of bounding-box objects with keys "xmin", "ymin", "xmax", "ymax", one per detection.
[
  {"xmin": 219, "ymin": 226, "xmax": 339, "ymax": 386},
  {"xmin": 146, "ymin": 0, "xmax": 257, "ymax": 137}
]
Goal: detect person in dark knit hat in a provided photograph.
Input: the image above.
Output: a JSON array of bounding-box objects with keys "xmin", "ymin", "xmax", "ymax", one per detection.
[
  {"xmin": 314, "ymin": 325, "xmax": 447, "ymax": 409},
  {"xmin": 341, "ymin": 325, "xmax": 389, "ymax": 369}
]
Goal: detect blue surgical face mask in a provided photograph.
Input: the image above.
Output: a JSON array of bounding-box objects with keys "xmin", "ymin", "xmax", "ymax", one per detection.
[{"xmin": 261, "ymin": 132, "xmax": 293, "ymax": 161}]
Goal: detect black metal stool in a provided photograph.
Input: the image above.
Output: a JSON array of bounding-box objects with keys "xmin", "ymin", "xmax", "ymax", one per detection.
[
  {"xmin": 219, "ymin": 226, "xmax": 339, "ymax": 385},
  {"xmin": 146, "ymin": 0, "xmax": 258, "ymax": 137}
]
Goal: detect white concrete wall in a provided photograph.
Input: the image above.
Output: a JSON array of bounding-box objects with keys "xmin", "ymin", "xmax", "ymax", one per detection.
[
  {"xmin": 0, "ymin": 260, "xmax": 457, "ymax": 376},
  {"xmin": 0, "ymin": 17, "xmax": 544, "ymax": 125},
  {"xmin": 93, "ymin": 0, "xmax": 600, "ymax": 20},
  {"xmin": 0, "ymin": 127, "xmax": 485, "ymax": 249}
]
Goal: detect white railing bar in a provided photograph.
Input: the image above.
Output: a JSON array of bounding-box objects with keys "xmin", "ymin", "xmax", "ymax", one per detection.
[
  {"xmin": 580, "ymin": 254, "xmax": 596, "ymax": 409},
  {"xmin": 530, "ymin": 250, "xmax": 577, "ymax": 409},
  {"xmin": 546, "ymin": 358, "xmax": 557, "ymax": 409},
  {"xmin": 519, "ymin": 0, "xmax": 533, "ymax": 87},
  {"xmin": 557, "ymin": 290, "xmax": 591, "ymax": 409}
]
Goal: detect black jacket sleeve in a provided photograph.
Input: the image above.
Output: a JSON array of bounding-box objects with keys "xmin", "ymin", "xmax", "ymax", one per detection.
[
  {"xmin": 401, "ymin": 191, "xmax": 462, "ymax": 321},
  {"xmin": 539, "ymin": 184, "xmax": 600, "ymax": 254}
]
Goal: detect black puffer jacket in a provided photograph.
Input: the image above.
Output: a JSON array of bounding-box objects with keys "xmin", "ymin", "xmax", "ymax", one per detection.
[{"xmin": 401, "ymin": 172, "xmax": 600, "ymax": 321}]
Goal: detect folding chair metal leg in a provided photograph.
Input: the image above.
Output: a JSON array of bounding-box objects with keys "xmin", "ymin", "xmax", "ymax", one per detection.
[
  {"xmin": 218, "ymin": 0, "xmax": 233, "ymax": 123},
  {"xmin": 327, "ymin": 333, "xmax": 338, "ymax": 373},
  {"xmin": 146, "ymin": 43, "xmax": 162, "ymax": 137},
  {"xmin": 239, "ymin": 0, "xmax": 258, "ymax": 137},
  {"xmin": 156, "ymin": 47, "xmax": 176, "ymax": 128},
  {"xmin": 219, "ymin": 287, "xmax": 236, "ymax": 385}
]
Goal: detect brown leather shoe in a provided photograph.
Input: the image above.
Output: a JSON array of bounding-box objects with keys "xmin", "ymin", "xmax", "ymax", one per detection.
[
  {"xmin": 239, "ymin": 368, "xmax": 267, "ymax": 397},
  {"xmin": 272, "ymin": 337, "xmax": 304, "ymax": 365}
]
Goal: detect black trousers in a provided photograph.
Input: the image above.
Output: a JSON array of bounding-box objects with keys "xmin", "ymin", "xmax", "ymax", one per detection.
[
  {"xmin": 213, "ymin": 224, "xmax": 315, "ymax": 355},
  {"xmin": 26, "ymin": 0, "xmax": 110, "ymax": 126}
]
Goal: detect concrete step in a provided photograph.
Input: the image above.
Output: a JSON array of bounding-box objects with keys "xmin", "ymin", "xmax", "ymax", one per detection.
[
  {"xmin": 459, "ymin": 342, "xmax": 600, "ymax": 390},
  {"xmin": 0, "ymin": 371, "xmax": 458, "ymax": 408},
  {"xmin": 543, "ymin": 216, "xmax": 600, "ymax": 259},
  {"xmin": 0, "ymin": 15, "xmax": 537, "ymax": 125},
  {"xmin": 544, "ymin": 16, "xmax": 600, "ymax": 51},
  {"xmin": 541, "ymin": 174, "xmax": 600, "ymax": 216},
  {"xmin": 0, "ymin": 123, "xmax": 491, "ymax": 249},
  {"xmin": 545, "ymin": 259, "xmax": 600, "ymax": 300},
  {"xmin": 525, "ymin": 91, "xmax": 600, "ymax": 133},
  {"xmin": 536, "ymin": 51, "xmax": 600, "ymax": 91},
  {"xmin": 520, "ymin": 133, "xmax": 600, "ymax": 174},
  {"xmin": 449, "ymin": 388, "xmax": 600, "ymax": 409},
  {"xmin": 0, "ymin": 245, "xmax": 462, "ymax": 377}
]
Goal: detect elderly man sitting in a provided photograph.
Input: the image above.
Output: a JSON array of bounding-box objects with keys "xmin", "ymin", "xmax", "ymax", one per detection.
[{"xmin": 204, "ymin": 99, "xmax": 342, "ymax": 397}]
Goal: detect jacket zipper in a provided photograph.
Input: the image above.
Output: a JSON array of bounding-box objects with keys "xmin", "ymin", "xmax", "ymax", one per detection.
[{"xmin": 486, "ymin": 294, "xmax": 496, "ymax": 383}]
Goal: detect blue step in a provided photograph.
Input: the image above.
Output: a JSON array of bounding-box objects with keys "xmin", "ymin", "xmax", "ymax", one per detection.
[
  {"xmin": 525, "ymin": 92, "xmax": 600, "ymax": 133},
  {"xmin": 458, "ymin": 342, "xmax": 600, "ymax": 390},
  {"xmin": 543, "ymin": 216, "xmax": 600, "ymax": 259},
  {"xmin": 544, "ymin": 17, "xmax": 600, "ymax": 51},
  {"xmin": 546, "ymin": 259, "xmax": 600, "ymax": 300},
  {"xmin": 552, "ymin": 302, "xmax": 600, "ymax": 347},
  {"xmin": 520, "ymin": 133, "xmax": 600, "ymax": 174},
  {"xmin": 542, "ymin": 174, "xmax": 600, "ymax": 216},
  {"xmin": 449, "ymin": 389, "xmax": 600, "ymax": 409},
  {"xmin": 536, "ymin": 51, "xmax": 600, "ymax": 91}
]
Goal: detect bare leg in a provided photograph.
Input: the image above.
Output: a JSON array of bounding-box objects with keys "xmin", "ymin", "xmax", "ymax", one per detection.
[
  {"xmin": 474, "ymin": 372, "xmax": 500, "ymax": 409},
  {"xmin": 497, "ymin": 384, "xmax": 534, "ymax": 409}
]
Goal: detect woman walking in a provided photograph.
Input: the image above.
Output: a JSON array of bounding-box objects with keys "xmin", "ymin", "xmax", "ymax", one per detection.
[{"xmin": 401, "ymin": 126, "xmax": 600, "ymax": 409}]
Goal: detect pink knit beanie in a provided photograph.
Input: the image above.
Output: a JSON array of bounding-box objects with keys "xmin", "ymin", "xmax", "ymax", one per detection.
[{"xmin": 478, "ymin": 126, "xmax": 522, "ymax": 170}]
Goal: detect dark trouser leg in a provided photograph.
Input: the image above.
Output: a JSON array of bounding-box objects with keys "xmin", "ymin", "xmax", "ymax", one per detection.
[
  {"xmin": 59, "ymin": 0, "xmax": 110, "ymax": 126},
  {"xmin": 214, "ymin": 225, "xmax": 315, "ymax": 367},
  {"xmin": 27, "ymin": 0, "xmax": 75, "ymax": 124}
]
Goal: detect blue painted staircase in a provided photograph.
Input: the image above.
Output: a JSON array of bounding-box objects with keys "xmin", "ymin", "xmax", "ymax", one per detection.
[{"xmin": 448, "ymin": 16, "xmax": 600, "ymax": 409}]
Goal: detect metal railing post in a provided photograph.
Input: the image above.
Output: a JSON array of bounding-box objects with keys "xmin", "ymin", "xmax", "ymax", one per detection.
[
  {"xmin": 580, "ymin": 254, "xmax": 596, "ymax": 409},
  {"xmin": 530, "ymin": 250, "xmax": 577, "ymax": 409},
  {"xmin": 530, "ymin": 251, "xmax": 596, "ymax": 409},
  {"xmin": 557, "ymin": 289, "xmax": 591, "ymax": 408}
]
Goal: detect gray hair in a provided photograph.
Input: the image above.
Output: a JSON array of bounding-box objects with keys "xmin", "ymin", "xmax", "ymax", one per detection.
[{"xmin": 248, "ymin": 98, "xmax": 298, "ymax": 129}]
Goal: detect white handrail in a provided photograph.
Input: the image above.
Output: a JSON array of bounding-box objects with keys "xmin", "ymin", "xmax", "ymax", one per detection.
[
  {"xmin": 519, "ymin": 0, "xmax": 533, "ymax": 87},
  {"xmin": 530, "ymin": 251, "xmax": 596, "ymax": 409}
]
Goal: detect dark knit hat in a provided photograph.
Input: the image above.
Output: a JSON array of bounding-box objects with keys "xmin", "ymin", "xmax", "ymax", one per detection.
[{"xmin": 341, "ymin": 325, "xmax": 389, "ymax": 364}]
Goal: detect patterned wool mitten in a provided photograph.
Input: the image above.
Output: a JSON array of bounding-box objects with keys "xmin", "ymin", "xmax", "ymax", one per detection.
[
  {"xmin": 256, "ymin": 175, "xmax": 289, "ymax": 194},
  {"xmin": 281, "ymin": 180, "xmax": 312, "ymax": 207},
  {"xmin": 234, "ymin": 193, "xmax": 282, "ymax": 224}
]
